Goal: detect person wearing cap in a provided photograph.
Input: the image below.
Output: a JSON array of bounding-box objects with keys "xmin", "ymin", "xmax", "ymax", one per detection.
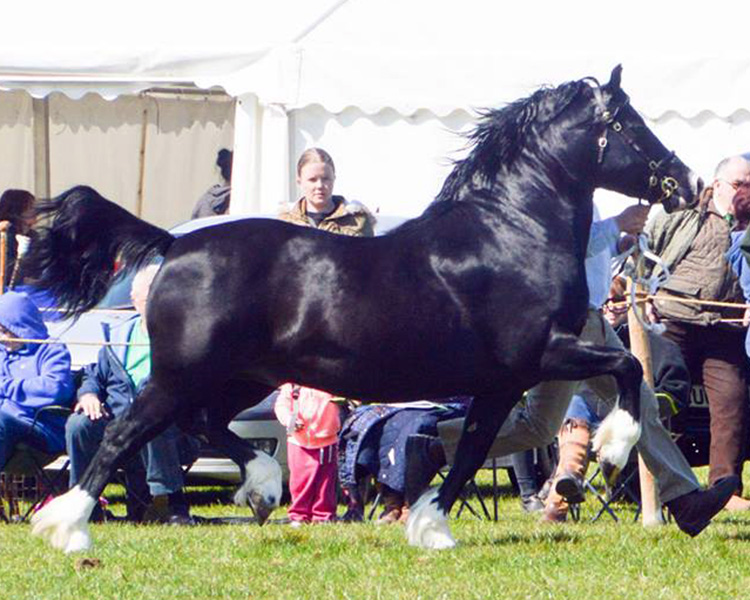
[{"xmin": 0, "ymin": 291, "xmax": 75, "ymax": 469}]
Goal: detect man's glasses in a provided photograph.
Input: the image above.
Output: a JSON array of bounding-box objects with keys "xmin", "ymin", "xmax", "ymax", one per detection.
[{"xmin": 719, "ymin": 179, "xmax": 744, "ymax": 191}]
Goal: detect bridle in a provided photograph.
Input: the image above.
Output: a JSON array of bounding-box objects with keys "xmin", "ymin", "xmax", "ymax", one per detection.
[{"xmin": 589, "ymin": 82, "xmax": 680, "ymax": 206}]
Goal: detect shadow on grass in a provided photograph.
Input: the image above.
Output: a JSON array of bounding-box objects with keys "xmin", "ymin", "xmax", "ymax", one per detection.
[
  {"xmin": 719, "ymin": 530, "xmax": 750, "ymax": 542},
  {"xmin": 461, "ymin": 529, "xmax": 581, "ymax": 548}
]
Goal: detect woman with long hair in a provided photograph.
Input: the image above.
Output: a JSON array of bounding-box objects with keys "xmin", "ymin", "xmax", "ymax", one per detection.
[{"xmin": 0, "ymin": 189, "xmax": 35, "ymax": 290}]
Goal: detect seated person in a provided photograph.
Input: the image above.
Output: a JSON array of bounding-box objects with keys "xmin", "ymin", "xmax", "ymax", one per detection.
[
  {"xmin": 541, "ymin": 280, "xmax": 691, "ymax": 522},
  {"xmin": 338, "ymin": 398, "xmax": 469, "ymax": 524},
  {"xmin": 65, "ymin": 265, "xmax": 197, "ymax": 524},
  {"xmin": 0, "ymin": 291, "xmax": 74, "ymax": 468}
]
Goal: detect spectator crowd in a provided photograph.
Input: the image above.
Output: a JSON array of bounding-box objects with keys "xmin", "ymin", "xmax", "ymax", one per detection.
[{"xmin": 2, "ymin": 150, "xmax": 750, "ymax": 535}]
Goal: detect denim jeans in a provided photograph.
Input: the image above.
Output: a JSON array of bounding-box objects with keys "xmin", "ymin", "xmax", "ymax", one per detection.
[
  {"xmin": 564, "ymin": 391, "xmax": 604, "ymax": 427},
  {"xmin": 0, "ymin": 409, "xmax": 66, "ymax": 469},
  {"xmin": 65, "ymin": 411, "xmax": 190, "ymax": 496}
]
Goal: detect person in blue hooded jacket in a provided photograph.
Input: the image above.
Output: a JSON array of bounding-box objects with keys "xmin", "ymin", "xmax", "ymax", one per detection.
[{"xmin": 0, "ymin": 291, "xmax": 74, "ymax": 468}]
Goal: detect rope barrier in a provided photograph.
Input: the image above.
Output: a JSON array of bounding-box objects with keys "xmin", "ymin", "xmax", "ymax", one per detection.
[
  {"xmin": 610, "ymin": 295, "xmax": 750, "ymax": 312},
  {"xmin": 40, "ymin": 307, "xmax": 136, "ymax": 315},
  {"xmin": 0, "ymin": 336, "xmax": 149, "ymax": 347}
]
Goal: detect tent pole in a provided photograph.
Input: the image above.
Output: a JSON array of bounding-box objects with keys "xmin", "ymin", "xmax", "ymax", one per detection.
[
  {"xmin": 231, "ymin": 94, "xmax": 261, "ymax": 215},
  {"xmin": 136, "ymin": 99, "xmax": 149, "ymax": 218},
  {"xmin": 32, "ymin": 97, "xmax": 51, "ymax": 200}
]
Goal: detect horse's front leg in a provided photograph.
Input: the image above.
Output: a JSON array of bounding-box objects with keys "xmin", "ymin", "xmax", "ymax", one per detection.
[
  {"xmin": 406, "ymin": 390, "xmax": 522, "ymax": 549},
  {"xmin": 539, "ymin": 324, "xmax": 643, "ymax": 482},
  {"xmin": 32, "ymin": 382, "xmax": 178, "ymax": 553}
]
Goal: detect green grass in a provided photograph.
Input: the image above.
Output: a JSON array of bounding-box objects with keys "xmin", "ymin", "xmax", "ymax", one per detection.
[{"xmin": 4, "ymin": 468, "xmax": 750, "ymax": 600}]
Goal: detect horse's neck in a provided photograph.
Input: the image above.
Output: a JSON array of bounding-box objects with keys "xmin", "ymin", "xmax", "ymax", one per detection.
[{"xmin": 495, "ymin": 156, "xmax": 596, "ymax": 251}]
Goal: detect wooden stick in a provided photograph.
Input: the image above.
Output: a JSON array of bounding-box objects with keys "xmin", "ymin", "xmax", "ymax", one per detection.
[
  {"xmin": 0, "ymin": 231, "xmax": 7, "ymax": 295},
  {"xmin": 626, "ymin": 272, "xmax": 664, "ymax": 526},
  {"xmin": 136, "ymin": 101, "xmax": 149, "ymax": 218}
]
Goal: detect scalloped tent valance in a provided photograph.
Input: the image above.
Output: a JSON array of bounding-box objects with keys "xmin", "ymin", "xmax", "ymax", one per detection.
[{"xmin": 1, "ymin": 0, "xmax": 748, "ymax": 119}]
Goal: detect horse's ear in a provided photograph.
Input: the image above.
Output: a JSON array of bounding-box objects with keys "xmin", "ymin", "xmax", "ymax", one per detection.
[{"xmin": 607, "ymin": 65, "xmax": 623, "ymax": 91}]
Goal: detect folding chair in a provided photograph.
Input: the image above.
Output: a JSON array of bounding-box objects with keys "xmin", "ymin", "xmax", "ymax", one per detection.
[
  {"xmin": 1, "ymin": 405, "xmax": 71, "ymax": 523},
  {"xmin": 568, "ymin": 452, "xmax": 641, "ymax": 523},
  {"xmin": 436, "ymin": 417, "xmax": 556, "ymax": 522},
  {"xmin": 568, "ymin": 391, "xmax": 680, "ymax": 523},
  {"xmin": 360, "ymin": 463, "xmax": 493, "ymax": 521}
]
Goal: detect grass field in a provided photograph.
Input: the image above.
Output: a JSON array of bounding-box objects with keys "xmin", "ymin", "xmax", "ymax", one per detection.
[{"xmin": 3, "ymin": 467, "xmax": 750, "ymax": 600}]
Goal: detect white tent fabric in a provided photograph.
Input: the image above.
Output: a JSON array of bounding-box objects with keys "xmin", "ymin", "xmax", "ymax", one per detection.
[
  {"xmin": 263, "ymin": 1, "xmax": 750, "ymax": 119},
  {"xmin": 0, "ymin": 1, "xmax": 347, "ymax": 99},
  {"xmin": 1, "ymin": 0, "xmax": 749, "ymax": 221},
  {"xmin": 0, "ymin": 89, "xmax": 235, "ymax": 228}
]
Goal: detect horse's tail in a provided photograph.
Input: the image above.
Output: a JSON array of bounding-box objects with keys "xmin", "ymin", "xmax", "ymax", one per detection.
[{"xmin": 23, "ymin": 185, "xmax": 175, "ymax": 317}]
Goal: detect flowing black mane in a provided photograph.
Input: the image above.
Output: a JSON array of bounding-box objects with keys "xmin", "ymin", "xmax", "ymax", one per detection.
[
  {"xmin": 384, "ymin": 79, "xmax": 588, "ymax": 237},
  {"xmin": 435, "ymin": 79, "xmax": 587, "ymax": 203}
]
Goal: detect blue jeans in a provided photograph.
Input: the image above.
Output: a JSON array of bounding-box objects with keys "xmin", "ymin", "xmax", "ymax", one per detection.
[
  {"xmin": 0, "ymin": 409, "xmax": 66, "ymax": 469},
  {"xmin": 564, "ymin": 392, "xmax": 604, "ymax": 428},
  {"xmin": 65, "ymin": 411, "xmax": 192, "ymax": 496}
]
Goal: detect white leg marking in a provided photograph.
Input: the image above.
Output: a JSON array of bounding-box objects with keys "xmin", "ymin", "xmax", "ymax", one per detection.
[
  {"xmin": 234, "ymin": 452, "xmax": 282, "ymax": 520},
  {"xmin": 31, "ymin": 486, "xmax": 97, "ymax": 554},
  {"xmin": 405, "ymin": 489, "xmax": 456, "ymax": 550},
  {"xmin": 592, "ymin": 408, "xmax": 641, "ymax": 471}
]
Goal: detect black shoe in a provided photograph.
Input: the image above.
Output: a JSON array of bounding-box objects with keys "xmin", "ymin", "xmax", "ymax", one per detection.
[
  {"xmin": 340, "ymin": 506, "xmax": 364, "ymax": 522},
  {"xmin": 521, "ymin": 494, "xmax": 545, "ymax": 513},
  {"xmin": 666, "ymin": 476, "xmax": 738, "ymax": 537},
  {"xmin": 166, "ymin": 513, "xmax": 196, "ymax": 526},
  {"xmin": 555, "ymin": 472, "xmax": 585, "ymax": 504}
]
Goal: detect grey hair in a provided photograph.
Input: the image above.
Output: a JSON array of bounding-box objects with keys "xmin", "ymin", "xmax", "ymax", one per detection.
[{"xmin": 131, "ymin": 263, "xmax": 160, "ymax": 296}]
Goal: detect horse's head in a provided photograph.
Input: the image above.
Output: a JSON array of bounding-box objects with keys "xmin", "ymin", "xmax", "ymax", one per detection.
[{"xmin": 589, "ymin": 66, "xmax": 702, "ymax": 212}]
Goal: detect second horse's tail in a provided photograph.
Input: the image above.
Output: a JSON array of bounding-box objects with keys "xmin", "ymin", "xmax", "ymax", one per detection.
[{"xmin": 23, "ymin": 185, "xmax": 175, "ymax": 317}]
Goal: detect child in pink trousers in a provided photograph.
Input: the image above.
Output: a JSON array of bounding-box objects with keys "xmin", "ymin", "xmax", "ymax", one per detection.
[{"xmin": 275, "ymin": 383, "xmax": 342, "ymax": 523}]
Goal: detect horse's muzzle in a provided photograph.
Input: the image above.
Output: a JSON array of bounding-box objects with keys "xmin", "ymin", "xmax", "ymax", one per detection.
[{"xmin": 662, "ymin": 195, "xmax": 690, "ymax": 213}]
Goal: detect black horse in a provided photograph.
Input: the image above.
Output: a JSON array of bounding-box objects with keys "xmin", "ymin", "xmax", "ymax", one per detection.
[{"xmin": 29, "ymin": 66, "xmax": 700, "ymax": 552}]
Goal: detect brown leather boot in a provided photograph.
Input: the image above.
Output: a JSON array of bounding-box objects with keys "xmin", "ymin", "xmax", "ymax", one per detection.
[
  {"xmin": 541, "ymin": 484, "xmax": 569, "ymax": 522},
  {"xmin": 376, "ymin": 485, "xmax": 404, "ymax": 525},
  {"xmin": 397, "ymin": 504, "xmax": 410, "ymax": 523},
  {"xmin": 541, "ymin": 418, "xmax": 591, "ymax": 523}
]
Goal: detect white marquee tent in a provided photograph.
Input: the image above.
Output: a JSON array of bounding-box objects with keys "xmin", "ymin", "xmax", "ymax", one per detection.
[{"xmin": 1, "ymin": 0, "xmax": 749, "ymax": 226}]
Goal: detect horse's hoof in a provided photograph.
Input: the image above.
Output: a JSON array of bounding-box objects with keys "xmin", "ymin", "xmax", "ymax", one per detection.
[
  {"xmin": 63, "ymin": 530, "xmax": 93, "ymax": 554},
  {"xmin": 31, "ymin": 486, "xmax": 96, "ymax": 553},
  {"xmin": 253, "ymin": 502, "xmax": 274, "ymax": 526},
  {"xmin": 592, "ymin": 407, "xmax": 641, "ymax": 471},
  {"xmin": 405, "ymin": 489, "xmax": 456, "ymax": 550},
  {"xmin": 234, "ymin": 452, "xmax": 282, "ymax": 524}
]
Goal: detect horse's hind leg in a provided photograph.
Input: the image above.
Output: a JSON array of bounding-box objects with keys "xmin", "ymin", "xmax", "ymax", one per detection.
[
  {"xmin": 191, "ymin": 379, "xmax": 281, "ymax": 524},
  {"xmin": 406, "ymin": 390, "xmax": 522, "ymax": 549},
  {"xmin": 32, "ymin": 382, "xmax": 179, "ymax": 553}
]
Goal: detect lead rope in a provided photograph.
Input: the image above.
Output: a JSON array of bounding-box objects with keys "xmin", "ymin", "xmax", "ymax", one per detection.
[{"xmin": 619, "ymin": 231, "xmax": 669, "ymax": 335}]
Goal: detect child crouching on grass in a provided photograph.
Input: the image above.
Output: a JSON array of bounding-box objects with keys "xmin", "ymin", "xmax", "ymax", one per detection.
[{"xmin": 274, "ymin": 383, "xmax": 342, "ymax": 525}]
